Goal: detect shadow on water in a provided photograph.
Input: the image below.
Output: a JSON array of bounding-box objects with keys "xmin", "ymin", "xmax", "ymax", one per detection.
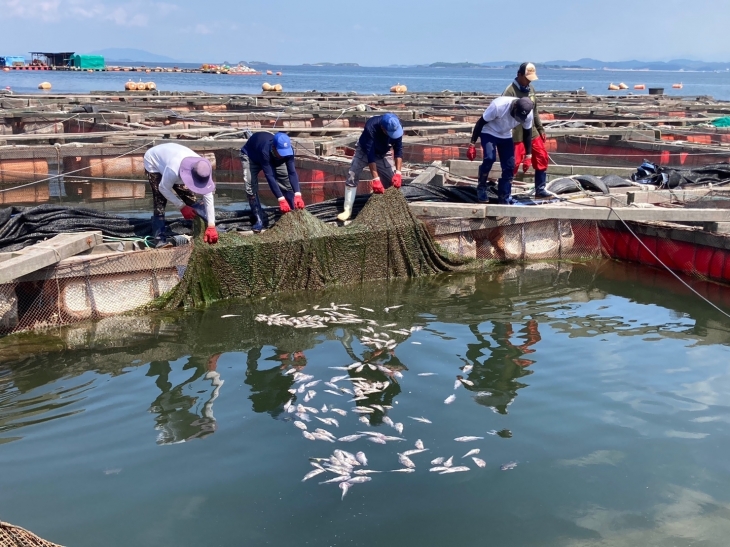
[{"xmin": 1, "ymin": 258, "xmax": 730, "ymax": 445}]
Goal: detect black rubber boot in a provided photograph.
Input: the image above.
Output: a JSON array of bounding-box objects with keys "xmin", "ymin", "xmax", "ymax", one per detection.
[
  {"xmin": 534, "ymin": 170, "xmax": 552, "ymax": 199},
  {"xmin": 248, "ymin": 196, "xmax": 265, "ymax": 233}
]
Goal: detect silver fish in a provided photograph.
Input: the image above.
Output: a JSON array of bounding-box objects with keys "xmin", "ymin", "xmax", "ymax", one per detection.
[
  {"xmin": 330, "ymin": 375, "xmax": 349, "ymax": 383},
  {"xmin": 501, "ymin": 461, "xmax": 518, "ymax": 471},
  {"xmin": 347, "ymin": 476, "xmax": 372, "ymax": 484},
  {"xmin": 295, "ymin": 412, "xmax": 310, "ymax": 422},
  {"xmin": 304, "ymin": 380, "xmax": 321, "ymax": 389},
  {"xmin": 383, "ymin": 416, "xmax": 394, "ymax": 427},
  {"xmin": 462, "ymin": 449, "xmax": 480, "ymax": 458},
  {"xmin": 297, "ymin": 384, "xmax": 307, "ymax": 394},
  {"xmin": 285, "ymin": 368, "xmax": 297, "ymax": 376},
  {"xmin": 303, "ymin": 431, "xmax": 316, "ymax": 441},
  {"xmin": 402, "ymin": 449, "xmax": 428, "ymax": 457},
  {"xmin": 415, "ymin": 439, "xmax": 425, "ymax": 450},
  {"xmin": 384, "ymin": 305, "xmax": 403, "ymax": 312},
  {"xmin": 354, "ymin": 469, "xmax": 381, "ymax": 475},
  {"xmin": 329, "ymin": 366, "xmax": 350, "ymax": 371},
  {"xmin": 321, "ymin": 404, "xmax": 328, "ymax": 413},
  {"xmin": 431, "ymin": 457, "xmax": 445, "ymax": 466},
  {"xmin": 430, "ymin": 466, "xmax": 449, "ymax": 472},
  {"xmin": 324, "ymin": 390, "xmax": 343, "ymax": 397},
  {"xmin": 394, "ymin": 423, "xmax": 404, "ymax": 434},
  {"xmin": 409, "ymin": 416, "xmax": 432, "ymax": 424},
  {"xmin": 417, "ymin": 373, "xmax": 437, "ymax": 376},
  {"xmin": 472, "ymin": 457, "xmax": 487, "ymax": 468},
  {"xmin": 352, "ymin": 407, "xmax": 374, "ymax": 414},
  {"xmin": 380, "ymin": 435, "xmax": 406, "ymax": 442},
  {"xmin": 383, "ymin": 323, "xmax": 397, "ymax": 328},
  {"xmin": 302, "ymin": 469, "xmax": 325, "ymax": 481},
  {"xmin": 287, "ymin": 389, "xmax": 297, "ymax": 395},
  {"xmin": 444, "ymin": 394, "xmax": 456, "ymax": 405},
  {"xmin": 367, "ymin": 436, "xmax": 386, "ymax": 444},
  {"xmin": 348, "ymin": 362, "xmax": 363, "ymax": 369},
  {"xmin": 361, "ymin": 307, "xmax": 374, "ymax": 312},
  {"xmin": 454, "ymin": 436, "xmax": 484, "ymax": 442},
  {"xmin": 486, "ymin": 429, "xmax": 498, "ymax": 436},
  {"xmin": 293, "ymin": 421, "xmax": 308, "ymax": 430},
  {"xmin": 320, "ymin": 475, "xmax": 350, "ymax": 485},
  {"xmin": 339, "ymin": 388, "xmax": 354, "ymax": 396},
  {"xmin": 358, "ymin": 416, "xmax": 370, "ymax": 425},
  {"xmin": 454, "ymin": 379, "xmax": 462, "ymax": 390},
  {"xmin": 330, "ymin": 408, "xmax": 347, "ymax": 416},
  {"xmin": 356, "ymin": 451, "xmax": 368, "ymax": 466},
  {"xmin": 460, "ymin": 378, "xmax": 475, "ymax": 387},
  {"xmin": 339, "ymin": 481, "xmax": 350, "ymax": 500},
  {"xmin": 283, "ymin": 399, "xmax": 293, "ymax": 411},
  {"xmin": 461, "ymin": 364, "xmax": 473, "ymax": 374},
  {"xmin": 315, "ymin": 416, "xmax": 339, "ymax": 427},
  {"xmin": 303, "ymin": 406, "xmax": 319, "ymax": 414},
  {"xmin": 303, "ymin": 391, "xmax": 316, "ymax": 403},
  {"xmin": 390, "ymin": 468, "xmax": 415, "ymax": 473},
  {"xmin": 314, "ymin": 428, "xmax": 335, "ymax": 438},
  {"xmin": 440, "ymin": 466, "xmax": 470, "ymax": 474},
  {"xmin": 313, "ymin": 433, "xmax": 335, "ymax": 443},
  {"xmin": 297, "ymin": 309, "xmax": 307, "ymax": 314},
  {"xmin": 221, "ymin": 314, "xmax": 241, "ymax": 318},
  {"xmin": 398, "ymin": 454, "xmax": 416, "ymax": 469},
  {"xmin": 444, "ymin": 456, "xmax": 454, "ymax": 468},
  {"xmin": 338, "ymin": 434, "xmax": 364, "ymax": 442},
  {"xmin": 371, "ymin": 404, "xmax": 385, "ymax": 412},
  {"xmin": 287, "ymin": 405, "xmax": 296, "ymax": 414}
]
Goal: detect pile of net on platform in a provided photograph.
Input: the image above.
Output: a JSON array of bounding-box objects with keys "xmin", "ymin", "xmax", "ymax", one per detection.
[
  {"xmin": 0, "ymin": 184, "xmax": 480, "ymax": 252},
  {"xmin": 159, "ymin": 188, "xmax": 478, "ymax": 309}
]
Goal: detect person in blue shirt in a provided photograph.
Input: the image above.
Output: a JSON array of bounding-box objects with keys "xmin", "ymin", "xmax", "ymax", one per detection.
[
  {"xmin": 240, "ymin": 132, "xmax": 305, "ymax": 232},
  {"xmin": 338, "ymin": 113, "xmax": 404, "ymax": 221}
]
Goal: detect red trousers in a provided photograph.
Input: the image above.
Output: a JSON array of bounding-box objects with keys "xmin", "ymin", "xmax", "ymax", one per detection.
[{"xmin": 514, "ymin": 135, "xmax": 549, "ymax": 175}]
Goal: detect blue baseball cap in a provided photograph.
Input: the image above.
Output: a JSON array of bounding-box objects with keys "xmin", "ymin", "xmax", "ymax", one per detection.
[
  {"xmin": 380, "ymin": 113, "xmax": 403, "ymax": 139},
  {"xmin": 272, "ymin": 132, "xmax": 294, "ymax": 157}
]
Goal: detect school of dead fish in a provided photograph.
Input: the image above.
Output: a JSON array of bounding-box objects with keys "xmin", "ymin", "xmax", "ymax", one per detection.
[{"xmin": 249, "ymin": 303, "xmax": 518, "ymax": 500}]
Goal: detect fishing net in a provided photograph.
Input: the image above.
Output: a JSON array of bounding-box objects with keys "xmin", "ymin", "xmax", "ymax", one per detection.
[
  {"xmin": 160, "ymin": 188, "xmax": 475, "ymax": 308},
  {"xmin": 0, "ymin": 522, "xmax": 62, "ymax": 547}
]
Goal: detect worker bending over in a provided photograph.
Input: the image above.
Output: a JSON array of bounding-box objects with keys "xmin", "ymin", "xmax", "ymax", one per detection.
[
  {"xmin": 338, "ymin": 113, "xmax": 404, "ymax": 221},
  {"xmin": 143, "ymin": 142, "xmax": 218, "ymax": 245},
  {"xmin": 503, "ymin": 62, "xmax": 551, "ymax": 198},
  {"xmin": 241, "ymin": 132, "xmax": 305, "ymax": 232},
  {"xmin": 467, "ymin": 97, "xmax": 534, "ymax": 204}
]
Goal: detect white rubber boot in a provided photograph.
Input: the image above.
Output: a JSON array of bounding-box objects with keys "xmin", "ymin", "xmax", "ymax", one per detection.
[{"xmin": 337, "ymin": 186, "xmax": 357, "ymax": 221}]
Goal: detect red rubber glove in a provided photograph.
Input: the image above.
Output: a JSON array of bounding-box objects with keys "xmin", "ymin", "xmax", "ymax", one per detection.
[
  {"xmin": 392, "ymin": 172, "xmax": 402, "ymax": 188},
  {"xmin": 521, "ymin": 155, "xmax": 531, "ymax": 173},
  {"xmin": 180, "ymin": 205, "xmax": 196, "ymax": 220},
  {"xmin": 278, "ymin": 196, "xmax": 292, "ymax": 213},
  {"xmin": 293, "ymin": 192, "xmax": 305, "ymax": 209},
  {"xmin": 539, "ymin": 131, "xmax": 547, "ymax": 143},
  {"xmin": 467, "ymin": 144, "xmax": 477, "ymax": 161},
  {"xmin": 204, "ymin": 226, "xmax": 218, "ymax": 244},
  {"xmin": 371, "ymin": 178, "xmax": 385, "ymax": 194}
]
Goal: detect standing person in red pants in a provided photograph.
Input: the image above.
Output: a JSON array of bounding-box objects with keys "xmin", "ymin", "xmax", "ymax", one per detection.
[{"xmin": 503, "ymin": 62, "xmax": 552, "ymax": 199}]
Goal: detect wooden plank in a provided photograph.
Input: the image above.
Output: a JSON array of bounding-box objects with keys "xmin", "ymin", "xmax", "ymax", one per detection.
[
  {"xmin": 411, "ymin": 161, "xmax": 443, "ymax": 186},
  {"xmin": 447, "ymin": 159, "xmax": 636, "ymax": 178},
  {"xmin": 0, "ymin": 232, "xmax": 103, "ymax": 283},
  {"xmin": 409, "ymin": 201, "xmax": 730, "ymax": 222}
]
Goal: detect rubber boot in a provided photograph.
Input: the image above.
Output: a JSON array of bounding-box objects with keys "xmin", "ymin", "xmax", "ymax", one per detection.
[
  {"xmin": 248, "ymin": 196, "xmax": 265, "ymax": 233},
  {"xmin": 151, "ymin": 214, "xmax": 170, "ymax": 248},
  {"xmin": 533, "ymin": 170, "xmax": 552, "ymax": 199},
  {"xmin": 477, "ymin": 165, "xmax": 489, "ymax": 203},
  {"xmin": 337, "ymin": 186, "xmax": 357, "ymax": 221},
  {"xmin": 497, "ymin": 178, "xmax": 514, "ymax": 205}
]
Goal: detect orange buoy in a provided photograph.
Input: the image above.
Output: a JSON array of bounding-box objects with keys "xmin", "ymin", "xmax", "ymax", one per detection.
[
  {"xmin": 608, "ymin": 83, "xmax": 620, "ymax": 91},
  {"xmin": 262, "ymin": 82, "xmax": 274, "ymax": 91},
  {"xmin": 634, "ymin": 84, "xmax": 646, "ymax": 90},
  {"xmin": 390, "ymin": 84, "xmax": 407, "ymax": 94},
  {"xmin": 672, "ymin": 83, "xmax": 683, "ymax": 89},
  {"xmin": 38, "ymin": 82, "xmax": 52, "ymax": 90},
  {"xmin": 266, "ymin": 70, "xmax": 273, "ymax": 75},
  {"xmin": 145, "ymin": 82, "xmax": 156, "ymax": 90},
  {"xmin": 273, "ymin": 83, "xmax": 283, "ymax": 92},
  {"xmin": 276, "ymin": 71, "xmax": 282, "ymax": 76},
  {"xmin": 618, "ymin": 82, "xmax": 628, "ymax": 90},
  {"xmin": 125, "ymin": 81, "xmax": 137, "ymax": 91}
]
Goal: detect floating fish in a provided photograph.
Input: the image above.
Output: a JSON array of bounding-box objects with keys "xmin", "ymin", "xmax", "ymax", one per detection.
[
  {"xmin": 371, "ymin": 404, "xmax": 385, "ymax": 412},
  {"xmin": 401, "ymin": 449, "xmax": 428, "ymax": 457},
  {"xmin": 313, "ymin": 433, "xmax": 335, "ymax": 443},
  {"xmin": 283, "ymin": 399, "xmax": 293, "ymax": 411},
  {"xmin": 440, "ymin": 466, "xmax": 470, "ymax": 474},
  {"xmin": 352, "ymin": 407, "xmax": 374, "ymax": 414},
  {"xmin": 330, "ymin": 375, "xmax": 349, "ymax": 383},
  {"xmin": 339, "ymin": 481, "xmax": 350, "ymax": 500},
  {"xmin": 324, "ymin": 390, "xmax": 343, "ymax": 397},
  {"xmin": 472, "ymin": 457, "xmax": 487, "ymax": 468},
  {"xmin": 501, "ymin": 461, "xmax": 518, "ymax": 471},
  {"xmin": 303, "ymin": 431, "xmax": 316, "ymax": 441},
  {"xmin": 358, "ymin": 416, "xmax": 370, "ymax": 425},
  {"xmin": 454, "ymin": 436, "xmax": 484, "ymax": 442},
  {"xmin": 412, "ymin": 342, "xmax": 422, "ymax": 345},
  {"xmin": 398, "ymin": 454, "xmax": 416, "ymax": 469},
  {"xmin": 330, "ymin": 408, "xmax": 347, "ymax": 416},
  {"xmin": 320, "ymin": 475, "xmax": 351, "ymax": 485},
  {"xmin": 444, "ymin": 456, "xmax": 454, "ymax": 468},
  {"xmin": 303, "ymin": 391, "xmax": 316, "ymax": 403},
  {"xmin": 462, "ymin": 449, "xmax": 480, "ymax": 458},
  {"xmin": 329, "ymin": 366, "xmax": 350, "ymax": 371},
  {"xmin": 302, "ymin": 469, "xmax": 325, "ymax": 481},
  {"xmin": 293, "ymin": 421, "xmax": 308, "ymax": 430},
  {"xmin": 315, "ymin": 417, "xmax": 339, "ymax": 428},
  {"xmin": 367, "ymin": 436, "xmax": 386, "ymax": 444},
  {"xmin": 415, "ymin": 439, "xmax": 425, "ymax": 450},
  {"xmin": 390, "ymin": 468, "xmax": 415, "ymax": 473},
  {"xmin": 409, "ymin": 416, "xmax": 432, "ymax": 424},
  {"xmin": 221, "ymin": 314, "xmax": 240, "ymax": 318},
  {"xmin": 354, "ymin": 469, "xmax": 381, "ymax": 475},
  {"xmin": 304, "ymin": 380, "xmax": 321, "ymax": 388},
  {"xmin": 429, "ymin": 466, "xmax": 449, "ymax": 472},
  {"xmin": 295, "ymin": 412, "xmax": 310, "ymax": 422},
  {"xmin": 444, "ymin": 395, "xmax": 456, "ymax": 405},
  {"xmin": 361, "ymin": 307, "xmax": 374, "ymax": 312},
  {"xmin": 382, "ymin": 416, "xmax": 394, "ymax": 427},
  {"xmin": 418, "ymin": 373, "xmax": 436, "ymax": 376},
  {"xmin": 384, "ymin": 305, "xmax": 403, "ymax": 312},
  {"xmin": 346, "ymin": 476, "xmax": 372, "ymax": 484},
  {"xmin": 486, "ymin": 430, "xmax": 498, "ymax": 436},
  {"xmin": 459, "ymin": 378, "xmax": 475, "ymax": 387},
  {"xmin": 431, "ymin": 457, "xmax": 445, "ymax": 466},
  {"xmin": 394, "ymin": 423, "xmax": 404, "ymax": 434},
  {"xmin": 338, "ymin": 434, "xmax": 364, "ymax": 442},
  {"xmin": 321, "ymin": 404, "xmax": 328, "ymax": 413},
  {"xmin": 302, "ymin": 406, "xmax": 318, "ymax": 414},
  {"xmin": 383, "ymin": 323, "xmax": 397, "ymax": 328},
  {"xmin": 460, "ymin": 364, "xmax": 473, "ymax": 374},
  {"xmin": 454, "ymin": 379, "xmax": 462, "ymax": 390},
  {"xmin": 356, "ymin": 451, "xmax": 368, "ymax": 466}
]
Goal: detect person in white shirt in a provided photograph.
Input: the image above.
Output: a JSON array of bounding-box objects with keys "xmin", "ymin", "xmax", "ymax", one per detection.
[
  {"xmin": 466, "ymin": 97, "xmax": 534, "ymax": 204},
  {"xmin": 143, "ymin": 143, "xmax": 218, "ymax": 245}
]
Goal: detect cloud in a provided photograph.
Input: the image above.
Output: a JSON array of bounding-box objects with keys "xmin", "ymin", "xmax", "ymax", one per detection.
[
  {"xmin": 195, "ymin": 24, "xmax": 211, "ymax": 35},
  {"xmin": 0, "ymin": 0, "xmax": 168, "ymax": 26}
]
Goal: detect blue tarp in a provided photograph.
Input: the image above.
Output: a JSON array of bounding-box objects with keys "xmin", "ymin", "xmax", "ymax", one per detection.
[{"xmin": 0, "ymin": 56, "xmax": 25, "ymax": 67}]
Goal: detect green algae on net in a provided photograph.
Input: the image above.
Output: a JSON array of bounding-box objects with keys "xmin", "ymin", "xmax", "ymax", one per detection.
[{"xmin": 159, "ymin": 188, "xmax": 483, "ymax": 309}]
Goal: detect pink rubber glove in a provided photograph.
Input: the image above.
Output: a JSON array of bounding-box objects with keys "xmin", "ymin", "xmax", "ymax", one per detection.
[
  {"xmin": 204, "ymin": 226, "xmax": 218, "ymax": 244},
  {"xmin": 371, "ymin": 178, "xmax": 385, "ymax": 194},
  {"xmin": 180, "ymin": 205, "xmax": 196, "ymax": 220},
  {"xmin": 278, "ymin": 196, "xmax": 292, "ymax": 213},
  {"xmin": 392, "ymin": 172, "xmax": 402, "ymax": 188}
]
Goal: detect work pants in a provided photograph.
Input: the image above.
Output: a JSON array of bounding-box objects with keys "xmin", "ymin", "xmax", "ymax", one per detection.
[
  {"xmin": 345, "ymin": 145, "xmax": 396, "ymax": 188},
  {"xmin": 513, "ymin": 136, "xmax": 549, "ymax": 174},
  {"xmin": 478, "ymin": 133, "xmax": 516, "ymax": 204},
  {"xmin": 145, "ymin": 170, "xmax": 197, "ymax": 217},
  {"xmin": 241, "ymin": 153, "xmax": 294, "ymax": 204}
]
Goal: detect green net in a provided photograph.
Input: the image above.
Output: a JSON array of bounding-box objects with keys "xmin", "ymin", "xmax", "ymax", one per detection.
[
  {"xmin": 160, "ymin": 188, "xmax": 478, "ymax": 309},
  {"xmin": 711, "ymin": 117, "xmax": 730, "ymax": 128}
]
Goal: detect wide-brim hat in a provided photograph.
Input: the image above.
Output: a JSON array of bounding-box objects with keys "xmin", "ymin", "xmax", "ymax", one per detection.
[{"xmin": 179, "ymin": 157, "xmax": 215, "ymax": 195}]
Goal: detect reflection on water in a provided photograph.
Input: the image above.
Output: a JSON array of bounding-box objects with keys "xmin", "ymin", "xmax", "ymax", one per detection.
[{"xmin": 1, "ymin": 259, "xmax": 730, "ymax": 547}]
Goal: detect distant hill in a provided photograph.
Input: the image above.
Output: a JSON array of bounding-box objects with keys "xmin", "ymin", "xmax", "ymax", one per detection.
[
  {"xmin": 88, "ymin": 48, "xmax": 177, "ymax": 63},
  {"xmin": 484, "ymin": 58, "xmax": 730, "ymax": 71}
]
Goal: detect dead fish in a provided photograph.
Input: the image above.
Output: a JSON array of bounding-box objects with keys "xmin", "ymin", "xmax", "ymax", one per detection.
[
  {"xmin": 380, "ymin": 435, "xmax": 406, "ymax": 442},
  {"xmin": 346, "ymin": 476, "xmax": 372, "ymax": 484},
  {"xmin": 460, "ymin": 364, "xmax": 473, "ymax": 374},
  {"xmin": 418, "ymin": 373, "xmax": 437, "ymax": 376},
  {"xmin": 330, "ymin": 408, "xmax": 347, "ymax": 417},
  {"xmin": 462, "ymin": 449, "xmax": 480, "ymax": 458},
  {"xmin": 412, "ymin": 342, "xmax": 422, "ymax": 345},
  {"xmin": 321, "ymin": 404, "xmax": 328, "ymax": 413},
  {"xmin": 390, "ymin": 468, "xmax": 415, "ymax": 473},
  {"xmin": 324, "ymin": 390, "xmax": 343, "ymax": 397},
  {"xmin": 383, "ymin": 416, "xmax": 395, "ymax": 427},
  {"xmin": 304, "ymin": 380, "xmax": 321, "ymax": 389},
  {"xmin": 297, "ymin": 384, "xmax": 307, "ymax": 394},
  {"xmin": 415, "ymin": 439, "xmax": 425, "ymax": 450},
  {"xmin": 302, "ymin": 469, "xmax": 325, "ymax": 481},
  {"xmin": 444, "ymin": 394, "xmax": 456, "ymax": 405},
  {"xmin": 330, "ymin": 375, "xmax": 349, "ymax": 383},
  {"xmin": 313, "ymin": 433, "xmax": 335, "ymax": 443},
  {"xmin": 454, "ymin": 436, "xmax": 484, "ymax": 442},
  {"xmin": 303, "ymin": 406, "xmax": 319, "ymax": 414},
  {"xmin": 329, "ymin": 366, "xmax": 350, "ymax": 371},
  {"xmin": 453, "ymin": 379, "xmax": 462, "ymax": 390},
  {"xmin": 409, "ymin": 416, "xmax": 432, "ymax": 424},
  {"xmin": 356, "ymin": 451, "xmax": 368, "ymax": 466},
  {"xmin": 348, "ymin": 362, "xmax": 363, "ymax": 369},
  {"xmin": 293, "ymin": 421, "xmax": 308, "ymax": 430},
  {"xmin": 398, "ymin": 454, "xmax": 416, "ymax": 469},
  {"xmin": 221, "ymin": 314, "xmax": 240, "ymax": 318},
  {"xmin": 383, "ymin": 323, "xmax": 397, "ymax": 328},
  {"xmin": 472, "ymin": 457, "xmax": 487, "ymax": 468},
  {"xmin": 285, "ymin": 368, "xmax": 298, "ymax": 376},
  {"xmin": 402, "ymin": 449, "xmax": 428, "ymax": 457},
  {"xmin": 361, "ymin": 307, "xmax": 374, "ymax": 313},
  {"xmin": 320, "ymin": 475, "xmax": 351, "ymax": 485},
  {"xmin": 486, "ymin": 430, "xmax": 498, "ymax": 436},
  {"xmin": 303, "ymin": 431, "xmax": 316, "ymax": 441},
  {"xmin": 371, "ymin": 404, "xmax": 385, "ymax": 412},
  {"xmin": 339, "ymin": 388, "xmax": 354, "ymax": 396},
  {"xmin": 431, "ymin": 457, "xmax": 445, "ymax": 466},
  {"xmin": 394, "ymin": 423, "xmax": 404, "ymax": 434},
  {"xmin": 315, "ymin": 417, "xmax": 339, "ymax": 427},
  {"xmin": 283, "ymin": 399, "xmax": 293, "ymax": 411},
  {"xmin": 384, "ymin": 305, "xmax": 403, "ymax": 312},
  {"xmin": 354, "ymin": 469, "xmax": 381, "ymax": 475},
  {"xmin": 287, "ymin": 389, "xmax": 297, "ymax": 395},
  {"xmin": 429, "ymin": 466, "xmax": 449, "ymax": 472},
  {"xmin": 295, "ymin": 412, "xmax": 310, "ymax": 422},
  {"xmin": 444, "ymin": 456, "xmax": 454, "ymax": 468},
  {"xmin": 501, "ymin": 461, "xmax": 518, "ymax": 471},
  {"xmin": 287, "ymin": 406, "xmax": 296, "ymax": 414},
  {"xmin": 367, "ymin": 436, "xmax": 386, "ymax": 444},
  {"xmin": 303, "ymin": 391, "xmax": 316, "ymax": 403},
  {"xmin": 338, "ymin": 434, "xmax": 364, "ymax": 442},
  {"xmin": 339, "ymin": 481, "xmax": 350, "ymax": 500},
  {"xmin": 352, "ymin": 407, "xmax": 375, "ymax": 414},
  {"xmin": 440, "ymin": 466, "xmax": 470, "ymax": 474},
  {"xmin": 459, "ymin": 378, "xmax": 474, "ymax": 387},
  {"xmin": 358, "ymin": 416, "xmax": 370, "ymax": 425}
]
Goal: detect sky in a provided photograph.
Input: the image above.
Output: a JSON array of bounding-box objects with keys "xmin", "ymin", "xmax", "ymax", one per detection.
[{"xmin": 1, "ymin": 0, "xmax": 729, "ymax": 65}]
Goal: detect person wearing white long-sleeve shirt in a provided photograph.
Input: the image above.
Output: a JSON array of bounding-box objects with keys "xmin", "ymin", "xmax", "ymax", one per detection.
[{"xmin": 143, "ymin": 143, "xmax": 218, "ymax": 245}]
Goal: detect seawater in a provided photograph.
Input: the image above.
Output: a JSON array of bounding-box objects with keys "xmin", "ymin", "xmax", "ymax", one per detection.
[
  {"xmin": 2, "ymin": 261, "xmax": 730, "ymax": 546},
  {"xmin": 2, "ymin": 65, "xmax": 730, "ymax": 99}
]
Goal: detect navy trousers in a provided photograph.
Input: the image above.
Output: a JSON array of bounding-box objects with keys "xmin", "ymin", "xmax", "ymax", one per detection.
[{"xmin": 478, "ymin": 133, "xmax": 516, "ymax": 203}]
